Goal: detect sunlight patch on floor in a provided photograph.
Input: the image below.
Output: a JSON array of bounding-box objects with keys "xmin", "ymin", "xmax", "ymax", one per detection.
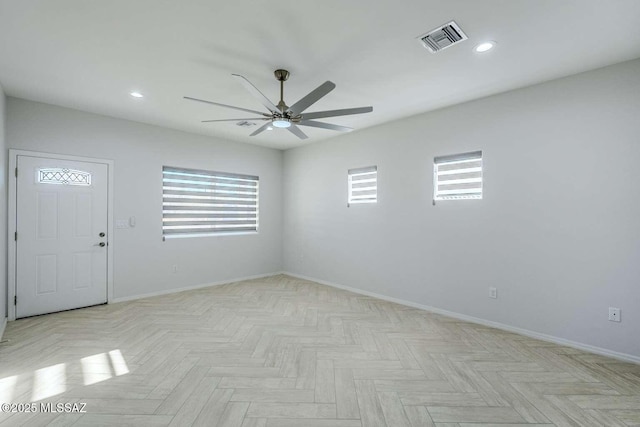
[
  {"xmin": 0, "ymin": 349, "xmax": 131, "ymax": 403},
  {"xmin": 31, "ymin": 363, "xmax": 66, "ymax": 401},
  {"xmin": 108, "ymin": 349, "xmax": 129, "ymax": 376},
  {"xmin": 80, "ymin": 352, "xmax": 113, "ymax": 386},
  {"xmin": 0, "ymin": 375, "xmax": 18, "ymax": 403}
]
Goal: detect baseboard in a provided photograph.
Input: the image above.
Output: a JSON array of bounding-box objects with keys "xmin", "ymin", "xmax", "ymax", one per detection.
[
  {"xmin": 283, "ymin": 271, "xmax": 640, "ymax": 365},
  {"xmin": 111, "ymin": 271, "xmax": 284, "ymax": 303},
  {"xmin": 0, "ymin": 317, "xmax": 7, "ymax": 341}
]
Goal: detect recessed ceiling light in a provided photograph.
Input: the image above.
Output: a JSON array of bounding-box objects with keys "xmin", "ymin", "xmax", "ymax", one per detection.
[
  {"xmin": 474, "ymin": 41, "xmax": 495, "ymax": 53},
  {"xmin": 130, "ymin": 91, "xmax": 144, "ymax": 98}
]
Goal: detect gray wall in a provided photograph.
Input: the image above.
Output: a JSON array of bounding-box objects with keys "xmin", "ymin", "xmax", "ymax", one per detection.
[
  {"xmin": 7, "ymin": 98, "xmax": 283, "ymax": 300},
  {"xmin": 283, "ymin": 59, "xmax": 640, "ymax": 358},
  {"xmin": 0, "ymin": 83, "xmax": 6, "ymax": 323}
]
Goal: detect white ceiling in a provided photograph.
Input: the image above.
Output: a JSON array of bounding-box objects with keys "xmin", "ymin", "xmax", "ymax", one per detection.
[{"xmin": 1, "ymin": 1, "xmax": 640, "ymax": 150}]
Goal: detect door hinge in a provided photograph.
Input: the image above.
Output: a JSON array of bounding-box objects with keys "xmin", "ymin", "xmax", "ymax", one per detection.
[
  {"xmin": 14, "ymin": 231, "xmax": 17, "ymax": 241},
  {"xmin": 15, "ymin": 167, "xmax": 18, "ymax": 177},
  {"xmin": 14, "ymin": 296, "xmax": 17, "ymax": 305}
]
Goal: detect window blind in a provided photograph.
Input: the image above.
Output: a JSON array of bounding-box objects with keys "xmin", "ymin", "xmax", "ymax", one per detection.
[
  {"xmin": 433, "ymin": 151, "xmax": 482, "ymax": 201},
  {"xmin": 348, "ymin": 165, "xmax": 377, "ymax": 206},
  {"xmin": 162, "ymin": 166, "xmax": 259, "ymax": 237}
]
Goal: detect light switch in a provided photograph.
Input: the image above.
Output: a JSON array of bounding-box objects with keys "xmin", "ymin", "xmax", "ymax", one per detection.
[{"xmin": 115, "ymin": 219, "xmax": 129, "ymax": 229}]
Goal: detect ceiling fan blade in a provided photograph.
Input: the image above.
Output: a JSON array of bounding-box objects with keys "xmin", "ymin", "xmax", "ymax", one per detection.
[
  {"xmin": 301, "ymin": 106, "xmax": 373, "ymax": 120},
  {"xmin": 184, "ymin": 96, "xmax": 267, "ymax": 116},
  {"xmin": 201, "ymin": 118, "xmax": 269, "ymax": 123},
  {"xmin": 297, "ymin": 120, "xmax": 353, "ymax": 133},
  {"xmin": 287, "ymin": 124, "xmax": 309, "ymax": 140},
  {"xmin": 249, "ymin": 122, "xmax": 273, "ymax": 137},
  {"xmin": 287, "ymin": 81, "xmax": 336, "ymax": 116},
  {"xmin": 232, "ymin": 74, "xmax": 279, "ymax": 113}
]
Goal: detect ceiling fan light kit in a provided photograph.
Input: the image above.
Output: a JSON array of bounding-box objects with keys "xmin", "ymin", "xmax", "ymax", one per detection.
[
  {"xmin": 185, "ymin": 69, "xmax": 373, "ymax": 140},
  {"xmin": 272, "ymin": 118, "xmax": 291, "ymax": 128}
]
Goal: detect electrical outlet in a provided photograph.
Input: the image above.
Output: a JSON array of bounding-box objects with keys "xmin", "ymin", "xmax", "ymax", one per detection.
[
  {"xmin": 489, "ymin": 287, "xmax": 497, "ymax": 299},
  {"xmin": 608, "ymin": 307, "xmax": 621, "ymax": 322}
]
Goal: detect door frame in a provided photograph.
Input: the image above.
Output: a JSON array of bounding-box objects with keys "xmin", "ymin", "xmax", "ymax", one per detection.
[{"xmin": 8, "ymin": 149, "xmax": 115, "ymax": 321}]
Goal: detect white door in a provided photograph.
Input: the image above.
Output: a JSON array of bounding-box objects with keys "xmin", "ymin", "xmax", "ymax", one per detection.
[{"xmin": 16, "ymin": 156, "xmax": 108, "ymax": 318}]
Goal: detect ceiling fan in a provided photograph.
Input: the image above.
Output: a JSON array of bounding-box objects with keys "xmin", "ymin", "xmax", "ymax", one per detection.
[{"xmin": 184, "ymin": 69, "xmax": 373, "ymax": 140}]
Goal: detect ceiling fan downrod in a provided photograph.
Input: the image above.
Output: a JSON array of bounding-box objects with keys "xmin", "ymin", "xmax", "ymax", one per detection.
[{"xmin": 274, "ymin": 69, "xmax": 290, "ymax": 113}]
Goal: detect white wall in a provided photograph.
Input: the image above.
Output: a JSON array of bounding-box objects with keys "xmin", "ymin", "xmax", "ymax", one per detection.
[
  {"xmin": 5, "ymin": 59, "xmax": 639, "ymax": 359},
  {"xmin": 7, "ymin": 98, "xmax": 283, "ymax": 300},
  {"xmin": 283, "ymin": 59, "xmax": 640, "ymax": 358},
  {"xmin": 0, "ymin": 83, "xmax": 6, "ymax": 327}
]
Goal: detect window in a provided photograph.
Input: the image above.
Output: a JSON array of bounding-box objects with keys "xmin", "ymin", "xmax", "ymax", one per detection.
[
  {"xmin": 38, "ymin": 168, "xmax": 91, "ymax": 186},
  {"xmin": 348, "ymin": 166, "xmax": 377, "ymax": 206},
  {"xmin": 433, "ymin": 151, "xmax": 482, "ymax": 201},
  {"xmin": 162, "ymin": 166, "xmax": 259, "ymax": 238}
]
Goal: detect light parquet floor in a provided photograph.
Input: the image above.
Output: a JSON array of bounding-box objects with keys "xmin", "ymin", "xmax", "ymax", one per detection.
[{"xmin": 1, "ymin": 274, "xmax": 639, "ymax": 426}]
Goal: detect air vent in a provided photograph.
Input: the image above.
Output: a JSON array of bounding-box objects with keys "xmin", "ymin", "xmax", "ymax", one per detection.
[
  {"xmin": 418, "ymin": 21, "xmax": 468, "ymax": 53},
  {"xmin": 236, "ymin": 121, "xmax": 256, "ymax": 127}
]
